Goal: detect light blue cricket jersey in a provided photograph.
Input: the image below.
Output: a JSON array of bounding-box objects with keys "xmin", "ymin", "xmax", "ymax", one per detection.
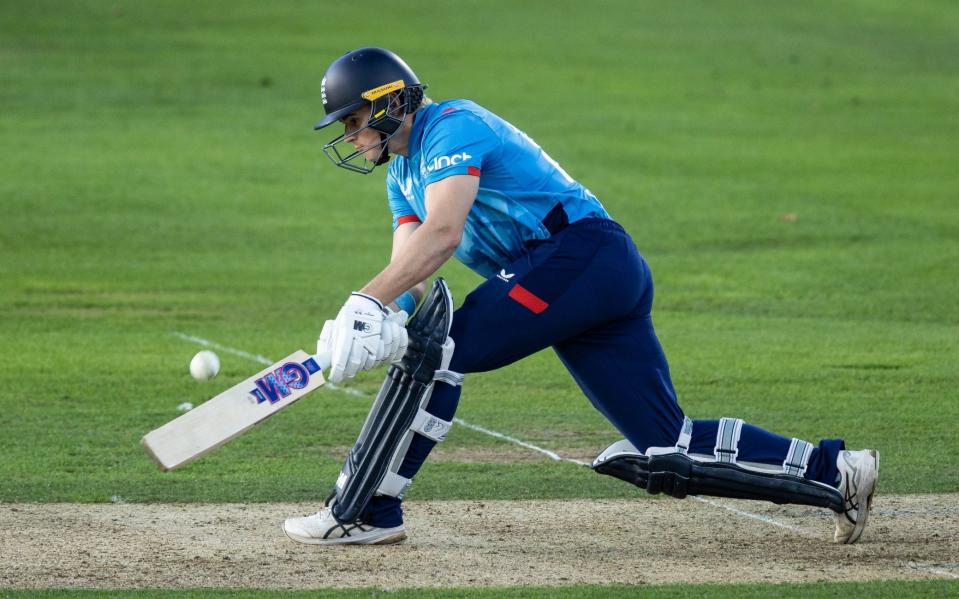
[{"xmin": 386, "ymin": 99, "xmax": 610, "ymax": 278}]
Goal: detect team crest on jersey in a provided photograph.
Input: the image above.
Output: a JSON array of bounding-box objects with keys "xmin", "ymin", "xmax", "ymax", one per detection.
[{"xmin": 399, "ymin": 177, "xmax": 414, "ymax": 201}]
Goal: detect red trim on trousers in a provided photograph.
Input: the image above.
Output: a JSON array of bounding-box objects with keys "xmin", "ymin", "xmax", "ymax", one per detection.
[{"xmin": 508, "ymin": 284, "xmax": 549, "ymax": 314}]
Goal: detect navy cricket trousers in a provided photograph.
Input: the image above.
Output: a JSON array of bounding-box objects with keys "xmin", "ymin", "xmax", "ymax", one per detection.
[{"xmin": 365, "ymin": 218, "xmax": 843, "ymax": 527}]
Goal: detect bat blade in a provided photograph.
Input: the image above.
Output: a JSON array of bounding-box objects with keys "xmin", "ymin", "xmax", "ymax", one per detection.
[{"xmin": 142, "ymin": 350, "xmax": 328, "ymax": 471}]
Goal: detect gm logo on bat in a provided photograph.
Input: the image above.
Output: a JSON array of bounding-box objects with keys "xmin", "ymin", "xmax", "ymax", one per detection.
[{"xmin": 250, "ymin": 357, "xmax": 322, "ymax": 404}]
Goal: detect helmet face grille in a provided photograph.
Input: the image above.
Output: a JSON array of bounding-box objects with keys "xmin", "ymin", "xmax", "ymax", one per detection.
[
  {"xmin": 321, "ymin": 90, "xmax": 415, "ymax": 174},
  {"xmin": 315, "ymin": 48, "xmax": 426, "ymax": 174},
  {"xmin": 320, "ymin": 87, "xmax": 426, "ymax": 174},
  {"xmin": 322, "ymin": 135, "xmax": 383, "ymax": 174}
]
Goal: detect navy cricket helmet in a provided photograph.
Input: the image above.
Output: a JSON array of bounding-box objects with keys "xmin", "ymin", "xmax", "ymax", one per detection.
[{"xmin": 315, "ymin": 47, "xmax": 427, "ymax": 174}]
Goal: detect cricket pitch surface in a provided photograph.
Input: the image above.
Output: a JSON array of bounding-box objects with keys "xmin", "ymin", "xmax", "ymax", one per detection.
[{"xmin": 2, "ymin": 494, "xmax": 957, "ymax": 589}]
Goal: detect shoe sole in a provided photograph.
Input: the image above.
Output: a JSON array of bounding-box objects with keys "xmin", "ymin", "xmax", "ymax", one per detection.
[
  {"xmin": 845, "ymin": 449, "xmax": 879, "ymax": 544},
  {"xmin": 283, "ymin": 525, "xmax": 407, "ymax": 546}
]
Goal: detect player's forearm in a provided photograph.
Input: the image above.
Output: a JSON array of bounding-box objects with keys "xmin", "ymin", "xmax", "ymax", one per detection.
[
  {"xmin": 386, "ymin": 281, "xmax": 427, "ymax": 313},
  {"xmin": 361, "ymin": 223, "xmax": 458, "ymax": 305}
]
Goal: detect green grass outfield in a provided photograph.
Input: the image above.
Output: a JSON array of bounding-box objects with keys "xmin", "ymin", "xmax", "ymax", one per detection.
[{"xmin": 1, "ymin": 0, "xmax": 958, "ymax": 595}]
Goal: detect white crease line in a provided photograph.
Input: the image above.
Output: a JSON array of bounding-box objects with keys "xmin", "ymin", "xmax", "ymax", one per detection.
[
  {"xmin": 454, "ymin": 420, "xmax": 804, "ymax": 533},
  {"xmin": 909, "ymin": 563, "xmax": 959, "ymax": 580},
  {"xmin": 446, "ymin": 423, "xmax": 959, "ymax": 580},
  {"xmin": 925, "ymin": 567, "xmax": 959, "ymax": 580},
  {"xmin": 877, "ymin": 509, "xmax": 959, "ymax": 517},
  {"xmin": 172, "ymin": 332, "xmax": 365, "ymax": 397},
  {"xmin": 171, "ymin": 332, "xmax": 920, "ymax": 560},
  {"xmin": 173, "ymin": 332, "xmax": 273, "ymax": 366},
  {"xmin": 691, "ymin": 497, "xmax": 813, "ymax": 535},
  {"xmin": 453, "ymin": 418, "xmax": 591, "ymax": 467},
  {"xmin": 173, "ymin": 332, "xmax": 591, "ymax": 463},
  {"xmin": 172, "ymin": 332, "xmax": 806, "ymax": 532},
  {"xmin": 447, "ymin": 421, "xmax": 807, "ymax": 535}
]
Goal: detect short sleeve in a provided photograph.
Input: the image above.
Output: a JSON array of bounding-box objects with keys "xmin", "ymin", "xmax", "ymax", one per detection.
[
  {"xmin": 421, "ymin": 109, "xmax": 499, "ymax": 187},
  {"xmin": 386, "ymin": 171, "xmax": 420, "ymax": 230}
]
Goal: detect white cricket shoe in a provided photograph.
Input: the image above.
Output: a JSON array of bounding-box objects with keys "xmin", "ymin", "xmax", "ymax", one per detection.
[
  {"xmin": 834, "ymin": 449, "xmax": 879, "ymax": 544},
  {"xmin": 283, "ymin": 506, "xmax": 407, "ymax": 545}
]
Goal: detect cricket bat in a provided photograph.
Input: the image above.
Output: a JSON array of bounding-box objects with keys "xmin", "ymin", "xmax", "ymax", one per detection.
[{"xmin": 142, "ymin": 350, "xmax": 331, "ymax": 471}]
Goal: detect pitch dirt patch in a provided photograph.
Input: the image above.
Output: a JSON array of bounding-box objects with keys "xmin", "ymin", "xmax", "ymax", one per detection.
[{"xmin": 2, "ymin": 495, "xmax": 957, "ymax": 589}]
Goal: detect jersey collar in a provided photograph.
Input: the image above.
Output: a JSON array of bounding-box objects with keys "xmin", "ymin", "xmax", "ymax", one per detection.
[{"xmin": 406, "ymin": 103, "xmax": 435, "ymax": 160}]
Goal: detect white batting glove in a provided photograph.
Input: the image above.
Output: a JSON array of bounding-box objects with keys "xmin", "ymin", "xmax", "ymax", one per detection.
[
  {"xmin": 325, "ymin": 293, "xmax": 409, "ymax": 383},
  {"xmin": 316, "ymin": 320, "xmax": 334, "ymax": 370},
  {"xmin": 383, "ymin": 308, "xmax": 410, "ymax": 364}
]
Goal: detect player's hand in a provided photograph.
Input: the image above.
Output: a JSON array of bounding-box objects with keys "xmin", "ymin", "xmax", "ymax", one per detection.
[{"xmin": 324, "ymin": 293, "xmax": 409, "ymax": 383}]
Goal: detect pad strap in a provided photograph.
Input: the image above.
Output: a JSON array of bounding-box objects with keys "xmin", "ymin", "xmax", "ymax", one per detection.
[
  {"xmin": 377, "ymin": 471, "xmax": 411, "ymax": 498},
  {"xmin": 647, "ymin": 416, "xmax": 694, "ymax": 456},
  {"xmin": 374, "ymin": 407, "xmax": 454, "ymax": 499},
  {"xmin": 783, "ymin": 438, "xmax": 814, "ymax": 477},
  {"xmin": 676, "ymin": 416, "xmax": 693, "ymax": 454},
  {"xmin": 410, "ymin": 408, "xmax": 453, "ymax": 443},
  {"xmin": 433, "ymin": 369, "xmax": 464, "ymax": 386},
  {"xmin": 714, "ymin": 417, "xmax": 743, "ymax": 464}
]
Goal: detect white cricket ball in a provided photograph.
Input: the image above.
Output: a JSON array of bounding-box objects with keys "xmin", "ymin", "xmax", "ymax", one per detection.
[{"xmin": 189, "ymin": 350, "xmax": 220, "ymax": 381}]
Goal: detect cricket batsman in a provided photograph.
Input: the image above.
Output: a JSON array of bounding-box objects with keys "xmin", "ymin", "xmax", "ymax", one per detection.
[{"xmin": 283, "ymin": 48, "xmax": 879, "ymax": 546}]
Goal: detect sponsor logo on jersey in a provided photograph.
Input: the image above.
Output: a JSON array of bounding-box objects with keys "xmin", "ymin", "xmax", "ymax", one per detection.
[
  {"xmin": 496, "ymin": 269, "xmax": 515, "ymax": 282},
  {"xmin": 420, "ymin": 152, "xmax": 473, "ymax": 177}
]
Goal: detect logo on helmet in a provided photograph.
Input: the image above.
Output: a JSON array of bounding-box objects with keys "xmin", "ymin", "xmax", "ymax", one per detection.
[
  {"xmin": 361, "ymin": 79, "xmax": 405, "ymax": 101},
  {"xmin": 321, "ymin": 77, "xmax": 327, "ymax": 105}
]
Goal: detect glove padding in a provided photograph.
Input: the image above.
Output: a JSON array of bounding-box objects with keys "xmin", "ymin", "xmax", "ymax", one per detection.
[{"xmin": 318, "ymin": 292, "xmax": 409, "ymax": 383}]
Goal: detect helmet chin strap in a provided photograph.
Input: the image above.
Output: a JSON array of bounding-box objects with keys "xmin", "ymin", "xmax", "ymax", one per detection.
[
  {"xmin": 371, "ymin": 89, "xmax": 423, "ymax": 166},
  {"xmin": 375, "ymin": 132, "xmax": 391, "ymax": 165}
]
